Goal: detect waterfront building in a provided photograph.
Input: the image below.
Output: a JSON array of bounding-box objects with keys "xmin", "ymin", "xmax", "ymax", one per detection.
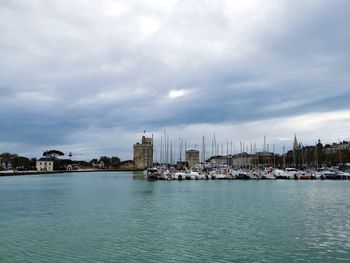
[
  {"xmin": 232, "ymin": 153, "xmax": 256, "ymax": 168},
  {"xmin": 186, "ymin": 149, "xmax": 199, "ymax": 168},
  {"xmin": 255, "ymin": 151, "xmax": 274, "ymax": 167},
  {"xmin": 175, "ymin": 161, "xmax": 187, "ymax": 170},
  {"xmin": 133, "ymin": 136, "xmax": 153, "ymax": 169},
  {"xmin": 324, "ymin": 141, "xmax": 350, "ymax": 154},
  {"xmin": 208, "ymin": 155, "xmax": 233, "ymax": 166},
  {"xmin": 340, "ymin": 141, "xmax": 350, "ymax": 151},
  {"xmin": 36, "ymin": 158, "xmax": 54, "ymax": 172},
  {"xmin": 92, "ymin": 161, "xmax": 105, "ymax": 169}
]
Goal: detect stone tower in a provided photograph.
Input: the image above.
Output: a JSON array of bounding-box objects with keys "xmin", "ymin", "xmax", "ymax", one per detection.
[
  {"xmin": 185, "ymin": 149, "xmax": 200, "ymax": 168},
  {"xmin": 133, "ymin": 136, "xmax": 153, "ymax": 169}
]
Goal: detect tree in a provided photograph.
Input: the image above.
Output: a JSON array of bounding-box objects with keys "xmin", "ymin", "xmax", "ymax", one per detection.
[
  {"xmin": 111, "ymin": 156, "xmax": 121, "ymax": 164},
  {"xmin": 99, "ymin": 156, "xmax": 111, "ymax": 168},
  {"xmin": 53, "ymin": 159, "xmax": 73, "ymax": 170},
  {"xmin": 43, "ymin": 150, "xmax": 64, "ymax": 159},
  {"xmin": 111, "ymin": 156, "xmax": 121, "ymax": 169},
  {"xmin": 0, "ymin": 152, "xmax": 15, "ymax": 170},
  {"xmin": 29, "ymin": 158, "xmax": 37, "ymax": 169},
  {"xmin": 12, "ymin": 156, "xmax": 30, "ymax": 171},
  {"xmin": 89, "ymin": 159, "xmax": 98, "ymax": 164}
]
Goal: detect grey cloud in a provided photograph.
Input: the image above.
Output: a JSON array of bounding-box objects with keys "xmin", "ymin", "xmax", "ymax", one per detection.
[{"xmin": 0, "ymin": 0, "xmax": 349, "ymax": 159}]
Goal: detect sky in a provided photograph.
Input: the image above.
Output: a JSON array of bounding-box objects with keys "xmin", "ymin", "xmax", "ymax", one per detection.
[{"xmin": 1, "ymin": 0, "xmax": 350, "ymax": 161}]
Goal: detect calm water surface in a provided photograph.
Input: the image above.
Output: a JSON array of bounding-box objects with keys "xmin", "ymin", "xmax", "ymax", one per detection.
[{"xmin": 0, "ymin": 172, "xmax": 349, "ymax": 262}]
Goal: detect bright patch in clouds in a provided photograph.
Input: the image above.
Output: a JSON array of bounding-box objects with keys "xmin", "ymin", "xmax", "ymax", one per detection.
[
  {"xmin": 168, "ymin": 89, "xmax": 190, "ymax": 99},
  {"xmin": 138, "ymin": 16, "xmax": 161, "ymax": 41},
  {"xmin": 103, "ymin": 2, "xmax": 129, "ymax": 17}
]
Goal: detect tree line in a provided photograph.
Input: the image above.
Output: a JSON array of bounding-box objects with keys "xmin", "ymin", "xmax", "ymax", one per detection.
[
  {"xmin": 0, "ymin": 153, "xmax": 36, "ymax": 171},
  {"xmin": 0, "ymin": 152, "xmax": 122, "ymax": 171}
]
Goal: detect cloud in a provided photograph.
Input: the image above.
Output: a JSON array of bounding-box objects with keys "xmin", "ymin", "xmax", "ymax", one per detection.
[
  {"xmin": 0, "ymin": 0, "xmax": 349, "ymax": 160},
  {"xmin": 168, "ymin": 89, "xmax": 191, "ymax": 99}
]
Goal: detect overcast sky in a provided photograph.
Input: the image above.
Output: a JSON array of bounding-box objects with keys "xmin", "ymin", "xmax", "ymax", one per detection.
[{"xmin": 1, "ymin": 0, "xmax": 350, "ymax": 161}]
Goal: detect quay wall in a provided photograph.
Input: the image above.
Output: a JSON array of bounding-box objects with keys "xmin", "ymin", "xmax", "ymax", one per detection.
[{"xmin": 0, "ymin": 169, "xmax": 143, "ymax": 177}]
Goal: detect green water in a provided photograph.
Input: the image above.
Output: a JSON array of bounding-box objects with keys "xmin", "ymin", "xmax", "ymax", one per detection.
[{"xmin": 0, "ymin": 172, "xmax": 349, "ymax": 262}]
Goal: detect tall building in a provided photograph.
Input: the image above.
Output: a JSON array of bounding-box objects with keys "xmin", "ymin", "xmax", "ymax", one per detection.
[
  {"xmin": 133, "ymin": 136, "xmax": 153, "ymax": 169},
  {"xmin": 186, "ymin": 149, "xmax": 199, "ymax": 168},
  {"xmin": 293, "ymin": 135, "xmax": 299, "ymax": 150}
]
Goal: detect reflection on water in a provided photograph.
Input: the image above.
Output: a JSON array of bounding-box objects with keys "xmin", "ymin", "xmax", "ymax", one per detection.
[
  {"xmin": 0, "ymin": 172, "xmax": 349, "ymax": 263},
  {"xmin": 132, "ymin": 171, "xmax": 145, "ymax": 180}
]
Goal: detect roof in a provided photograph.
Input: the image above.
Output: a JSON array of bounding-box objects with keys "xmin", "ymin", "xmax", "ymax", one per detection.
[{"xmin": 37, "ymin": 158, "xmax": 54, "ymax": 161}]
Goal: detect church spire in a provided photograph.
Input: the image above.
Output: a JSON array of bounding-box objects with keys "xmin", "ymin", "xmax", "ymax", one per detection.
[
  {"xmin": 293, "ymin": 134, "xmax": 298, "ymax": 168},
  {"xmin": 293, "ymin": 134, "xmax": 299, "ymax": 150}
]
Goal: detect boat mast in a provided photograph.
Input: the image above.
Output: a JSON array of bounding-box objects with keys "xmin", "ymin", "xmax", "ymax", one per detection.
[
  {"xmin": 160, "ymin": 136, "xmax": 163, "ymax": 165},
  {"xmin": 179, "ymin": 138, "xmax": 183, "ymax": 162},
  {"xmin": 314, "ymin": 143, "xmax": 318, "ymax": 170},
  {"xmin": 339, "ymin": 139, "xmax": 342, "ymax": 165},
  {"xmin": 267, "ymin": 143, "xmax": 270, "ymax": 167},
  {"xmin": 263, "ymin": 136, "xmax": 266, "ymax": 168},
  {"xmin": 212, "ymin": 135, "xmax": 214, "ymax": 157},
  {"xmin": 201, "ymin": 135, "xmax": 206, "ymax": 164},
  {"xmin": 304, "ymin": 147, "xmax": 308, "ymax": 167},
  {"xmin": 273, "ymin": 144, "xmax": 276, "ymax": 168},
  {"xmin": 226, "ymin": 141, "xmax": 229, "ymax": 166},
  {"xmin": 300, "ymin": 143, "xmax": 304, "ymax": 168},
  {"xmin": 170, "ymin": 141, "xmax": 173, "ymax": 165},
  {"xmin": 214, "ymin": 133, "xmax": 217, "ymax": 156}
]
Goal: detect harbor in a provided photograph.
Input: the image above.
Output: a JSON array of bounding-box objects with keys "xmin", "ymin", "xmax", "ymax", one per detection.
[
  {"xmin": 1, "ymin": 171, "xmax": 349, "ymax": 262},
  {"xmin": 139, "ymin": 134, "xmax": 350, "ymax": 181},
  {"xmin": 144, "ymin": 166, "xmax": 350, "ymax": 181}
]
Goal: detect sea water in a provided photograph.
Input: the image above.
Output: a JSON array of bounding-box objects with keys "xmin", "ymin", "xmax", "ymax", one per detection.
[{"xmin": 0, "ymin": 172, "xmax": 349, "ymax": 262}]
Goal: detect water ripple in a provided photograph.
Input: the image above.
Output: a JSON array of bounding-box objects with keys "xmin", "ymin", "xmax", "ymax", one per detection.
[{"xmin": 0, "ymin": 174, "xmax": 349, "ymax": 262}]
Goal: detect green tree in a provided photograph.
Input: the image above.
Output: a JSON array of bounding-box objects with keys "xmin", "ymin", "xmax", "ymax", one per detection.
[
  {"xmin": 99, "ymin": 156, "xmax": 111, "ymax": 168},
  {"xmin": 111, "ymin": 156, "xmax": 121, "ymax": 169},
  {"xmin": 29, "ymin": 158, "xmax": 37, "ymax": 169},
  {"xmin": 0, "ymin": 152, "xmax": 15, "ymax": 170},
  {"xmin": 54, "ymin": 159, "xmax": 73, "ymax": 170},
  {"xmin": 12, "ymin": 156, "xmax": 30, "ymax": 170}
]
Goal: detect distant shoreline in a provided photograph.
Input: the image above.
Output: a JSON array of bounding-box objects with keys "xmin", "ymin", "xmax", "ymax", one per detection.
[{"xmin": 0, "ymin": 169, "xmax": 143, "ymax": 177}]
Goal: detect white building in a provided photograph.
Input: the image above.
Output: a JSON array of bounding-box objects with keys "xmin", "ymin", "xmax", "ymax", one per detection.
[{"xmin": 36, "ymin": 159, "xmax": 54, "ymax": 172}]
